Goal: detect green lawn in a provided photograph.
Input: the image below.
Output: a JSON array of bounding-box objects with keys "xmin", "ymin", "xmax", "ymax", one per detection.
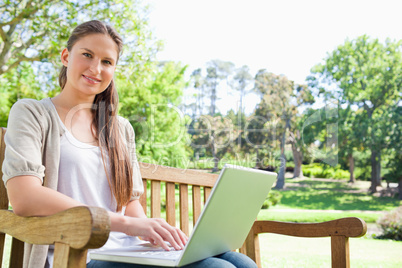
[
  {"xmin": 259, "ymin": 233, "xmax": 402, "ymax": 267},
  {"xmin": 278, "ymin": 178, "xmax": 401, "ymax": 211},
  {"xmin": 258, "ymin": 208, "xmax": 383, "ymax": 223}
]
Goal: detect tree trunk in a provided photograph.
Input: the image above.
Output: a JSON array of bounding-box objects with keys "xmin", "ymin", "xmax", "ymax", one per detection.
[
  {"xmin": 275, "ymin": 118, "xmax": 290, "ymax": 189},
  {"xmin": 348, "ymin": 154, "xmax": 355, "ymax": 183},
  {"xmin": 275, "ymin": 153, "xmax": 286, "ymax": 189},
  {"xmin": 370, "ymin": 150, "xmax": 381, "ymax": 193},
  {"xmin": 399, "ymin": 178, "xmax": 402, "ymax": 201},
  {"xmin": 255, "ymin": 148, "xmax": 260, "ymax": 169},
  {"xmin": 291, "ymin": 142, "xmax": 303, "ymax": 178},
  {"xmin": 211, "ymin": 136, "xmax": 219, "ymax": 173}
]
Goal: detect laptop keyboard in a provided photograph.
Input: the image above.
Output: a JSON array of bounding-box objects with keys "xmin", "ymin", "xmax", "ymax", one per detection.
[{"xmin": 136, "ymin": 249, "xmax": 182, "ymax": 259}]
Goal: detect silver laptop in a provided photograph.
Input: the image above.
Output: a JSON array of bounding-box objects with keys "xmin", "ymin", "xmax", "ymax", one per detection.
[{"xmin": 90, "ymin": 164, "xmax": 277, "ymax": 267}]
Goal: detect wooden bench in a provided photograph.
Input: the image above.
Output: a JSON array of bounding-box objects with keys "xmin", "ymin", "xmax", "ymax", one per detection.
[{"xmin": 0, "ymin": 127, "xmax": 367, "ymax": 267}]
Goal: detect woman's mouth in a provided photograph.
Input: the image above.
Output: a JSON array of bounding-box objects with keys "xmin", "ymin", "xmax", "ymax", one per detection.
[{"xmin": 83, "ymin": 75, "xmax": 101, "ymax": 84}]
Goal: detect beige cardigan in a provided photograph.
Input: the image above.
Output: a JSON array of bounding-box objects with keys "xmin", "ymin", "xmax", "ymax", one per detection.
[{"xmin": 2, "ymin": 98, "xmax": 144, "ymax": 268}]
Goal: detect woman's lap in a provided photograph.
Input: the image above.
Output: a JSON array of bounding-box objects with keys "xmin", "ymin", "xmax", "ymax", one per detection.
[{"xmin": 87, "ymin": 251, "xmax": 257, "ymax": 268}]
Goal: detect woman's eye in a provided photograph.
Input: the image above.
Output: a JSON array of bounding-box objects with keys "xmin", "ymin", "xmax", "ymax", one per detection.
[
  {"xmin": 83, "ymin": 53, "xmax": 92, "ymax": 58},
  {"xmin": 103, "ymin": 60, "xmax": 112, "ymax": 65}
]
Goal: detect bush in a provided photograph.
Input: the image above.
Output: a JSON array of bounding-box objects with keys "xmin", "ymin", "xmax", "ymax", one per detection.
[
  {"xmin": 261, "ymin": 191, "xmax": 282, "ymax": 209},
  {"xmin": 302, "ymin": 163, "xmax": 350, "ymax": 179},
  {"xmin": 375, "ymin": 206, "xmax": 402, "ymax": 241}
]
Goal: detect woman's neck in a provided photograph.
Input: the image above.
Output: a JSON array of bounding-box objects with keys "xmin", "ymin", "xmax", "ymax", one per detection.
[{"xmin": 51, "ymin": 89, "xmax": 95, "ymax": 111}]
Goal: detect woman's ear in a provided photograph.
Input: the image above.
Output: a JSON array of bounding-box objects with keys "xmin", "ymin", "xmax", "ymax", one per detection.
[{"xmin": 61, "ymin": 48, "xmax": 69, "ymax": 67}]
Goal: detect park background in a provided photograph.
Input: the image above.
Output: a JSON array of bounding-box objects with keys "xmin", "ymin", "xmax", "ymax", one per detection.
[{"xmin": 0, "ymin": 0, "xmax": 401, "ymax": 267}]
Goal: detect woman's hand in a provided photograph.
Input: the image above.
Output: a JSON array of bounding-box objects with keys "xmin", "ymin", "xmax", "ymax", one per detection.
[{"xmin": 125, "ymin": 217, "xmax": 188, "ymax": 251}]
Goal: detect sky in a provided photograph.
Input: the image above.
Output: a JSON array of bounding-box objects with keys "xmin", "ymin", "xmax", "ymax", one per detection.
[{"xmin": 146, "ymin": 0, "xmax": 402, "ymax": 114}]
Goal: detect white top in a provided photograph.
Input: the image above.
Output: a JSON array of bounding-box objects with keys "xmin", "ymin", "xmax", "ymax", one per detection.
[{"xmin": 46, "ymin": 103, "xmax": 141, "ymax": 267}]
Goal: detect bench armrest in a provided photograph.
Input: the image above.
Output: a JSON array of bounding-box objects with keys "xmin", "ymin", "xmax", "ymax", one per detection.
[
  {"xmin": 253, "ymin": 217, "xmax": 367, "ymax": 238},
  {"xmin": 0, "ymin": 206, "xmax": 110, "ymax": 249},
  {"xmin": 242, "ymin": 217, "xmax": 367, "ymax": 268}
]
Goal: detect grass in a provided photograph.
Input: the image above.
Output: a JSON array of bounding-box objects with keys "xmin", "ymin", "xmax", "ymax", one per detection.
[
  {"xmin": 259, "ymin": 233, "xmax": 402, "ymax": 267},
  {"xmin": 275, "ymin": 177, "xmax": 401, "ymax": 211},
  {"xmin": 258, "ymin": 209, "xmax": 382, "ymax": 223},
  {"xmin": 255, "ymin": 177, "xmax": 401, "ymax": 224}
]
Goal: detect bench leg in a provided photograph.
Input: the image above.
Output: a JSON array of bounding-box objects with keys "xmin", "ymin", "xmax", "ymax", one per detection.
[
  {"xmin": 331, "ymin": 236, "xmax": 350, "ymax": 268},
  {"xmin": 54, "ymin": 243, "xmax": 87, "ymax": 268},
  {"xmin": 240, "ymin": 228, "xmax": 261, "ymax": 268}
]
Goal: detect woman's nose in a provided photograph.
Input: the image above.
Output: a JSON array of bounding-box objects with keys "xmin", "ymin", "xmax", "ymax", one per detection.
[{"xmin": 89, "ymin": 60, "xmax": 101, "ymax": 74}]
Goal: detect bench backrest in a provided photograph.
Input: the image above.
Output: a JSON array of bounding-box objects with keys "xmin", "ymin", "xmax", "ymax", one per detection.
[{"xmin": 138, "ymin": 163, "xmax": 218, "ymax": 236}]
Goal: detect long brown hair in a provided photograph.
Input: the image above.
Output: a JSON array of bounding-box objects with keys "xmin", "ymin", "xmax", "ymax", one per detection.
[{"xmin": 59, "ymin": 20, "xmax": 133, "ymax": 211}]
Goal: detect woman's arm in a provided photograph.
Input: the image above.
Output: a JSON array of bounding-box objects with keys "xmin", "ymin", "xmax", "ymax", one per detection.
[
  {"xmin": 6, "ymin": 175, "xmax": 83, "ymax": 216},
  {"xmin": 124, "ymin": 199, "xmax": 147, "ymax": 218},
  {"xmin": 6, "ymin": 176, "xmax": 186, "ymax": 251}
]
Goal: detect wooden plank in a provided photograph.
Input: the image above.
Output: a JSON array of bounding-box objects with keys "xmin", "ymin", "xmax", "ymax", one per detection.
[
  {"xmin": 0, "ymin": 233, "xmax": 4, "ymax": 266},
  {"xmin": 240, "ymin": 228, "xmax": 261, "ymax": 268},
  {"xmin": 0, "ymin": 207, "xmax": 109, "ymax": 249},
  {"xmin": 165, "ymin": 182, "xmax": 176, "ymax": 227},
  {"xmin": 331, "ymin": 236, "xmax": 350, "ymax": 268},
  {"xmin": 140, "ymin": 179, "xmax": 147, "ymax": 215},
  {"xmin": 67, "ymin": 248, "xmax": 88, "ymax": 268},
  {"xmin": 204, "ymin": 187, "xmax": 212, "ymax": 205},
  {"xmin": 139, "ymin": 162, "xmax": 218, "ymax": 187},
  {"xmin": 179, "ymin": 184, "xmax": 189, "ymax": 236},
  {"xmin": 252, "ymin": 218, "xmax": 367, "ymax": 238},
  {"xmin": 0, "ymin": 127, "xmax": 9, "ymax": 210},
  {"xmin": 192, "ymin": 186, "xmax": 201, "ymax": 226},
  {"xmin": 9, "ymin": 237, "xmax": 24, "ymax": 268},
  {"xmin": 53, "ymin": 242, "xmax": 70, "ymax": 268},
  {"xmin": 150, "ymin": 181, "xmax": 161, "ymax": 218}
]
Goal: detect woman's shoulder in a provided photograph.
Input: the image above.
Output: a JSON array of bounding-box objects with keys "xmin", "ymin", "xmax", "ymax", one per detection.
[
  {"xmin": 10, "ymin": 98, "xmax": 53, "ymax": 116},
  {"xmin": 116, "ymin": 116, "xmax": 136, "ymax": 139}
]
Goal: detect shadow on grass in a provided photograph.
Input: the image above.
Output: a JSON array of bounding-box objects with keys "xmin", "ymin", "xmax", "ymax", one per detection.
[{"xmin": 277, "ymin": 179, "xmax": 400, "ymax": 211}]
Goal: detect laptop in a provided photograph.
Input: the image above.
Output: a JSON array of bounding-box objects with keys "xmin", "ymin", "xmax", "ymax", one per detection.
[{"xmin": 90, "ymin": 164, "xmax": 277, "ymax": 267}]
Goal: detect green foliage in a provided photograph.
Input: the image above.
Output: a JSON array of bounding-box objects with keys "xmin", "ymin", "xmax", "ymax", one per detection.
[
  {"xmin": 118, "ymin": 61, "xmax": 190, "ymax": 167},
  {"xmin": 261, "ymin": 191, "xmax": 282, "ymax": 209},
  {"xmin": 309, "ymin": 35, "xmax": 402, "ymax": 190},
  {"xmin": 302, "ymin": 163, "xmax": 350, "ymax": 179},
  {"xmin": 376, "ymin": 206, "xmax": 402, "ymax": 241},
  {"xmin": 0, "ymin": 62, "xmax": 46, "ymax": 127}
]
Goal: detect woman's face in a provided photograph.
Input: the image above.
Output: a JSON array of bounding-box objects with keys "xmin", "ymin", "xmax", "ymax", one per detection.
[{"xmin": 61, "ymin": 33, "xmax": 119, "ymax": 98}]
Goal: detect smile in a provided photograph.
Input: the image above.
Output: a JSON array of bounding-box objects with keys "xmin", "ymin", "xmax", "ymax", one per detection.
[{"xmin": 83, "ymin": 75, "xmax": 101, "ymax": 83}]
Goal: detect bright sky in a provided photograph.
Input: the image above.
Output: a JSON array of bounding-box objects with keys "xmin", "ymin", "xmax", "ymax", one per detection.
[{"xmin": 147, "ymin": 0, "xmax": 402, "ymax": 114}]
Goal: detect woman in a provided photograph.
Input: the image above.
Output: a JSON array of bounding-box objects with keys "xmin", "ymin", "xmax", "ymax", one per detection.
[{"xmin": 2, "ymin": 20, "xmax": 257, "ymax": 268}]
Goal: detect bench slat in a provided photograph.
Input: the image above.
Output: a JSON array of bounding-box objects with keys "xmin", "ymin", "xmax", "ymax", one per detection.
[
  {"xmin": 140, "ymin": 179, "xmax": 147, "ymax": 215},
  {"xmin": 150, "ymin": 181, "xmax": 161, "ymax": 218},
  {"xmin": 192, "ymin": 186, "xmax": 201, "ymax": 226},
  {"xmin": 10, "ymin": 237, "xmax": 23, "ymax": 268},
  {"xmin": 139, "ymin": 163, "xmax": 217, "ymax": 187},
  {"xmin": 166, "ymin": 182, "xmax": 176, "ymax": 227},
  {"xmin": 179, "ymin": 184, "xmax": 189, "ymax": 236},
  {"xmin": 204, "ymin": 187, "xmax": 212, "ymax": 204}
]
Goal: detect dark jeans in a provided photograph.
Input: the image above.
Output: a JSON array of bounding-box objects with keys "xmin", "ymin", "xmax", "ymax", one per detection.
[{"xmin": 87, "ymin": 251, "xmax": 257, "ymax": 268}]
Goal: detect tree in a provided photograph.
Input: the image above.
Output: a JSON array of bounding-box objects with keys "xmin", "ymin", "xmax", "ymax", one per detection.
[
  {"xmin": 254, "ymin": 70, "xmax": 295, "ymax": 189},
  {"xmin": 232, "ymin": 65, "xmax": 253, "ymax": 114},
  {"xmin": 190, "ymin": 114, "xmax": 234, "ymax": 172},
  {"xmin": 204, "ymin": 59, "xmax": 234, "ymax": 115},
  {"xmin": 287, "ymin": 84, "xmax": 314, "ymax": 178},
  {"xmin": 310, "ymin": 35, "xmax": 402, "ymax": 192},
  {"xmin": 118, "ymin": 61, "xmax": 191, "ymax": 167}
]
